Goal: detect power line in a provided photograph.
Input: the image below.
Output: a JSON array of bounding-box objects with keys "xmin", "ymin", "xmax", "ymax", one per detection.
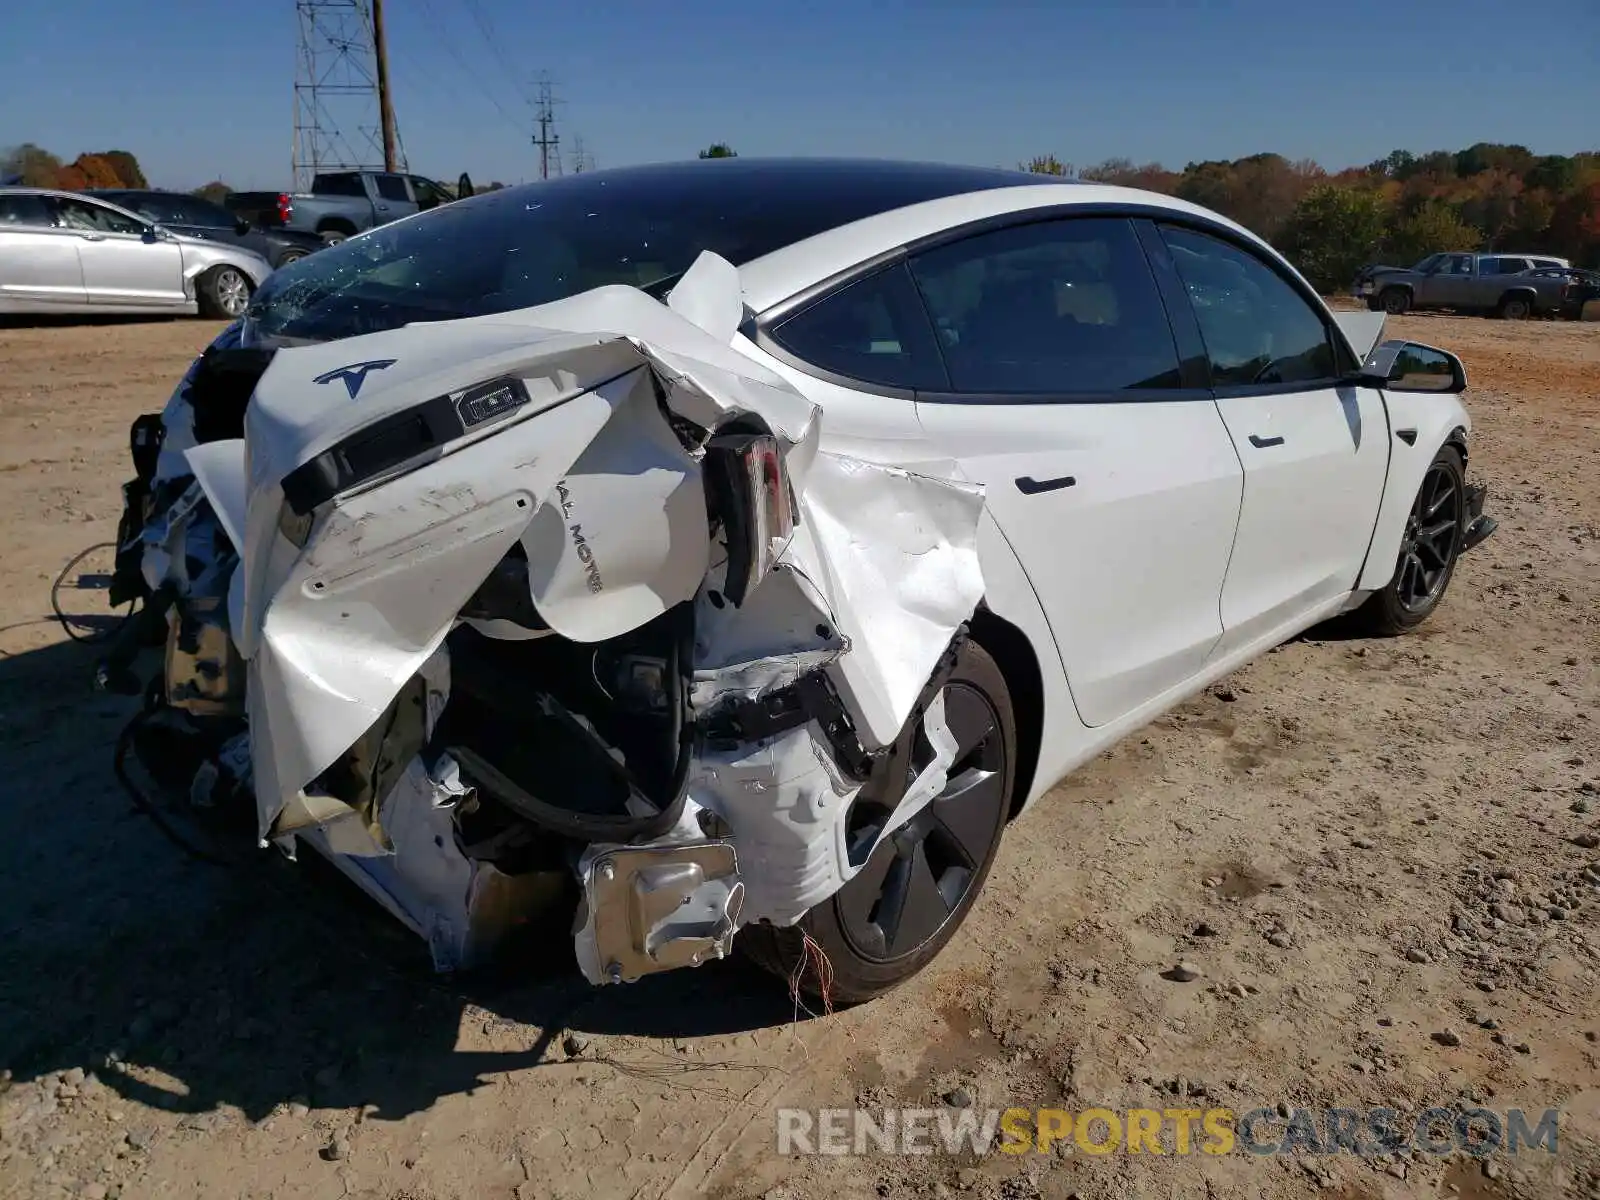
[
  {"xmin": 414, "ymin": 0, "xmax": 531, "ymax": 137},
  {"xmin": 461, "ymin": 0, "xmax": 536, "ymax": 108}
]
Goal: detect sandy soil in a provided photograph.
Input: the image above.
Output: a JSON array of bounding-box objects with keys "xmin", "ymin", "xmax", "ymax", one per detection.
[{"xmin": 0, "ymin": 313, "xmax": 1596, "ymax": 1200}]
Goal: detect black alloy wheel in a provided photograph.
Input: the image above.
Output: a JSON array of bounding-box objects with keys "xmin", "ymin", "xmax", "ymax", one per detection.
[
  {"xmin": 739, "ymin": 640, "xmax": 1016, "ymax": 1004},
  {"xmin": 1352, "ymin": 444, "xmax": 1467, "ymax": 635}
]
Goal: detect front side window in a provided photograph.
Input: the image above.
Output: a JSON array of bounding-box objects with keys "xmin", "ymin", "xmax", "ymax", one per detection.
[
  {"xmin": 51, "ymin": 198, "xmax": 147, "ymax": 236},
  {"xmin": 1442, "ymin": 254, "xmax": 1474, "ymax": 275},
  {"xmin": 1160, "ymin": 224, "xmax": 1336, "ymax": 388},
  {"xmin": 907, "ymin": 217, "xmax": 1182, "ymax": 394},
  {"xmin": 410, "ymin": 177, "xmax": 446, "ymax": 210},
  {"xmin": 767, "ymin": 264, "xmax": 946, "ymax": 391}
]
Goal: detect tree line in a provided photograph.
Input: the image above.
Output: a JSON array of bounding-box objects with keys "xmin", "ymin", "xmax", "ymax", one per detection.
[{"xmin": 1025, "ymin": 145, "xmax": 1600, "ymax": 288}]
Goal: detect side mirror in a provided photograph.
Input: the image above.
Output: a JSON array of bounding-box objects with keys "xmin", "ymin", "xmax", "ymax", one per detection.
[
  {"xmin": 143, "ymin": 224, "xmax": 171, "ymax": 244},
  {"xmin": 1359, "ymin": 339, "xmax": 1467, "ymax": 393},
  {"xmin": 234, "ymin": 217, "xmax": 252, "ymax": 235},
  {"xmin": 457, "ymin": 173, "xmax": 474, "ymax": 199}
]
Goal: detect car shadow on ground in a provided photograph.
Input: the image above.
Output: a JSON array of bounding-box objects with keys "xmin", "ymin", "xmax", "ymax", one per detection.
[
  {"xmin": 0, "ymin": 315, "xmax": 194, "ymax": 330},
  {"xmin": 0, "ymin": 619, "xmax": 808, "ymax": 1126}
]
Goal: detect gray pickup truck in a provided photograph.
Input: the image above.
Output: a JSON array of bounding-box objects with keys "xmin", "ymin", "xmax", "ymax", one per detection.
[
  {"xmin": 1352, "ymin": 251, "xmax": 1572, "ymax": 319},
  {"xmin": 225, "ymin": 171, "xmax": 460, "ymax": 245}
]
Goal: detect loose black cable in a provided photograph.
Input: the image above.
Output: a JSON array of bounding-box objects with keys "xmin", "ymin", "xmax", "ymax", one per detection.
[{"xmin": 52, "ymin": 541, "xmax": 139, "ymax": 644}]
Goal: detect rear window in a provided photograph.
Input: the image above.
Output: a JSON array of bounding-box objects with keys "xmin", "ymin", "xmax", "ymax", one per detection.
[{"xmin": 247, "ymin": 160, "xmax": 1058, "ymax": 342}]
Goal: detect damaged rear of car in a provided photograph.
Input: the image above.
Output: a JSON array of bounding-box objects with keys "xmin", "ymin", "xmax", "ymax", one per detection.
[{"xmin": 97, "ymin": 164, "xmax": 1028, "ymax": 1001}]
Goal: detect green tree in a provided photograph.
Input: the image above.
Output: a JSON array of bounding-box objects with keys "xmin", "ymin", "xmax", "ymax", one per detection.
[
  {"xmin": 1022, "ymin": 154, "xmax": 1072, "ymax": 176},
  {"xmin": 1383, "ymin": 201, "xmax": 1482, "ymax": 265},
  {"xmin": 193, "ymin": 181, "xmax": 233, "ymax": 205},
  {"xmin": 698, "ymin": 143, "xmax": 737, "ymax": 159},
  {"xmin": 2, "ymin": 143, "xmax": 62, "ymax": 186},
  {"xmin": 1277, "ymin": 185, "xmax": 1391, "ymax": 291}
]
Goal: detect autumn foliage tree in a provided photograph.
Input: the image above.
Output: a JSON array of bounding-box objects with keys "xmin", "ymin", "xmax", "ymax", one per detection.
[{"xmin": 1028, "ymin": 142, "xmax": 1600, "ymax": 286}]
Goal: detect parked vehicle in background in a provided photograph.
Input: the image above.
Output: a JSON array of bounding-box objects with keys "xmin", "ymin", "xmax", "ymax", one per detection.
[
  {"xmin": 1352, "ymin": 251, "xmax": 1572, "ymax": 318},
  {"xmin": 224, "ymin": 171, "xmax": 456, "ymax": 245},
  {"xmin": 0, "ymin": 187, "xmax": 271, "ymax": 317},
  {"xmin": 1524, "ymin": 265, "xmax": 1600, "ymax": 320},
  {"xmin": 87, "ymin": 190, "xmax": 325, "ymax": 271}
]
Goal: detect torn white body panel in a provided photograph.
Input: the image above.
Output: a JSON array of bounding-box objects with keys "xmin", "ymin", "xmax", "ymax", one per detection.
[{"xmin": 165, "ymin": 255, "xmax": 989, "ymax": 980}]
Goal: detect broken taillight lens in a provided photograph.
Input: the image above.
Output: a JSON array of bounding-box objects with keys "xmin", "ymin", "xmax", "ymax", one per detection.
[{"xmin": 704, "ymin": 430, "xmax": 797, "ymax": 607}]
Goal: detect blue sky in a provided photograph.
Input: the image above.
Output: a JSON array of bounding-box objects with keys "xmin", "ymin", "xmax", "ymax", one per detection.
[{"xmin": 3, "ymin": 0, "xmax": 1597, "ymax": 190}]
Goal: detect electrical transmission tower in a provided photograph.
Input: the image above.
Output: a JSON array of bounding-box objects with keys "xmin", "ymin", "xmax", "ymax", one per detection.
[
  {"xmin": 293, "ymin": 0, "xmax": 404, "ymax": 190},
  {"xmin": 531, "ymin": 74, "xmax": 563, "ymax": 180}
]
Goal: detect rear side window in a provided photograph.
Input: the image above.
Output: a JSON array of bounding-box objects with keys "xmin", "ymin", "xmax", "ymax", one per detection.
[
  {"xmin": 907, "ymin": 217, "xmax": 1183, "ymax": 394},
  {"xmin": 313, "ymin": 173, "xmax": 366, "ymax": 197},
  {"xmin": 374, "ymin": 175, "xmax": 411, "ymax": 202},
  {"xmin": 0, "ymin": 194, "xmax": 54, "ymax": 227},
  {"xmin": 767, "ymin": 264, "xmax": 947, "ymax": 391},
  {"xmin": 1160, "ymin": 224, "xmax": 1337, "ymax": 388}
]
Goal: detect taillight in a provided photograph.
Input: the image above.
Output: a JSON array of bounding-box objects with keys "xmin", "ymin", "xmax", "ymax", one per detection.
[
  {"xmin": 276, "ymin": 192, "xmax": 293, "ymax": 224},
  {"xmin": 703, "ymin": 430, "xmax": 798, "ymax": 607}
]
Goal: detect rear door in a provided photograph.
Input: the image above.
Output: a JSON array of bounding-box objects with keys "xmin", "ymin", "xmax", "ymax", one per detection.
[
  {"xmin": 0, "ymin": 193, "xmax": 86, "ymax": 308},
  {"xmin": 902, "ymin": 215, "xmax": 1243, "ymax": 727},
  {"xmin": 48, "ymin": 196, "xmax": 186, "ymax": 307},
  {"xmin": 368, "ymin": 173, "xmax": 420, "ymax": 225},
  {"xmin": 1156, "ymin": 223, "xmax": 1388, "ymax": 659}
]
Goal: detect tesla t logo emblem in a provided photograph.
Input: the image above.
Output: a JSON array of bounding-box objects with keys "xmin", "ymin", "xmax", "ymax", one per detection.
[{"xmin": 314, "ymin": 359, "xmax": 397, "ymax": 398}]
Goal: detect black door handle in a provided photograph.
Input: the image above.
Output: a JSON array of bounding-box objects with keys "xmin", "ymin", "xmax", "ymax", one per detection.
[
  {"xmin": 1248, "ymin": 434, "xmax": 1285, "ymax": 448},
  {"xmin": 1015, "ymin": 474, "xmax": 1076, "ymax": 495}
]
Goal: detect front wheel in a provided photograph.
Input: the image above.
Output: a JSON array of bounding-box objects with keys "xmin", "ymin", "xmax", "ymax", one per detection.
[
  {"xmin": 1380, "ymin": 287, "xmax": 1412, "ymax": 315},
  {"xmin": 1351, "ymin": 445, "xmax": 1466, "ymax": 636},
  {"xmin": 739, "ymin": 640, "xmax": 1016, "ymax": 1004},
  {"xmin": 275, "ymin": 248, "xmax": 309, "ymax": 268},
  {"xmin": 196, "ymin": 266, "xmax": 252, "ymax": 318}
]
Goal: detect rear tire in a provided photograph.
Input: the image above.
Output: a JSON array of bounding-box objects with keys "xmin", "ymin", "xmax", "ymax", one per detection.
[
  {"xmin": 319, "ymin": 229, "xmax": 349, "ymax": 246},
  {"xmin": 1497, "ymin": 293, "xmax": 1532, "ymax": 320},
  {"xmin": 1380, "ymin": 287, "xmax": 1411, "ymax": 315},
  {"xmin": 738, "ymin": 640, "xmax": 1016, "ymax": 1005},
  {"xmin": 1351, "ymin": 445, "xmax": 1466, "ymax": 636}
]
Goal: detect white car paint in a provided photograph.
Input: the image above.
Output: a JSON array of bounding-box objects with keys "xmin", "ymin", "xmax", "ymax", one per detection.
[{"xmin": 151, "ymin": 172, "xmax": 1479, "ymax": 981}]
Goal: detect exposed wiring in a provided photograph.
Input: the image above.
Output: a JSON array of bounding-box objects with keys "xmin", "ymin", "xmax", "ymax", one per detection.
[{"xmin": 51, "ymin": 542, "xmax": 138, "ymax": 644}]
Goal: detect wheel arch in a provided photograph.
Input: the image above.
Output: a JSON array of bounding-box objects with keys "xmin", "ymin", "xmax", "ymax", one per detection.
[
  {"xmin": 968, "ymin": 606, "xmax": 1042, "ymax": 821},
  {"xmin": 316, "ymin": 216, "xmax": 358, "ymax": 237},
  {"xmin": 1497, "ymin": 287, "xmax": 1537, "ymax": 313},
  {"xmin": 964, "ymin": 508, "xmax": 1076, "ymax": 820},
  {"xmin": 1356, "ymin": 394, "xmax": 1474, "ymax": 592}
]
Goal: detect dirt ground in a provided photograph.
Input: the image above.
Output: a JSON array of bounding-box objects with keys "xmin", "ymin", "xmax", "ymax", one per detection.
[{"xmin": 0, "ymin": 313, "xmax": 1596, "ymax": 1200}]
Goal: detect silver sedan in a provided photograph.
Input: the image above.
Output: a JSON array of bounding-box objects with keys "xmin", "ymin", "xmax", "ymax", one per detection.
[{"xmin": 0, "ymin": 187, "xmax": 272, "ymax": 318}]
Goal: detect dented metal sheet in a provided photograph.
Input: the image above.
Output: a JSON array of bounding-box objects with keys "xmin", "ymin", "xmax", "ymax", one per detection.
[{"xmin": 159, "ymin": 251, "xmax": 990, "ymax": 979}]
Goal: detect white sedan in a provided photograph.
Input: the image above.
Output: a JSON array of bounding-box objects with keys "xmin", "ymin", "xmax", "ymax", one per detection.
[{"xmin": 113, "ymin": 159, "xmax": 1495, "ymax": 1003}]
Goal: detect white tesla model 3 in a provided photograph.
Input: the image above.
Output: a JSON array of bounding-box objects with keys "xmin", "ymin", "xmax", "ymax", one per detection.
[{"xmin": 112, "ymin": 159, "xmax": 1495, "ymax": 1002}]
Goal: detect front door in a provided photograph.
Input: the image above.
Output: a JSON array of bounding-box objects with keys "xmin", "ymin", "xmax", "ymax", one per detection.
[
  {"xmin": 50, "ymin": 197, "xmax": 185, "ymax": 307},
  {"xmin": 0, "ymin": 193, "xmax": 85, "ymax": 308},
  {"xmin": 1156, "ymin": 224, "xmax": 1389, "ymax": 659}
]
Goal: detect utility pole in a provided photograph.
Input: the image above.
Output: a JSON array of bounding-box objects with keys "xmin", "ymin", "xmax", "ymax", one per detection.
[
  {"xmin": 370, "ymin": 0, "xmax": 398, "ymax": 172},
  {"xmin": 531, "ymin": 74, "xmax": 562, "ymax": 181},
  {"xmin": 292, "ymin": 0, "xmax": 405, "ymax": 189}
]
